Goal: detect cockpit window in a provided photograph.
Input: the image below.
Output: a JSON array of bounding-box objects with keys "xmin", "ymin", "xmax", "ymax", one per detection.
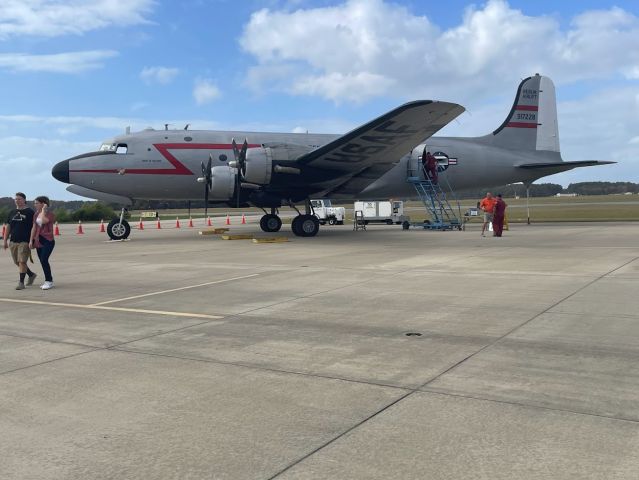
[
  {"xmin": 116, "ymin": 144, "xmax": 128, "ymax": 154},
  {"xmin": 99, "ymin": 143, "xmax": 117, "ymax": 152}
]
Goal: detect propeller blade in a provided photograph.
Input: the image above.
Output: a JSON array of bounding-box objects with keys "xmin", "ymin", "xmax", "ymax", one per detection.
[
  {"xmin": 206, "ymin": 154, "xmax": 213, "ymax": 189},
  {"xmin": 232, "ymin": 138, "xmax": 239, "ymax": 162},
  {"xmin": 240, "ymin": 139, "xmax": 248, "ymax": 162},
  {"xmin": 202, "ymin": 155, "xmax": 213, "ymax": 218},
  {"xmin": 237, "ymin": 139, "xmax": 250, "ymax": 208},
  {"xmin": 235, "ymin": 161, "xmax": 241, "ymax": 209},
  {"xmin": 204, "ymin": 186, "xmax": 209, "ymax": 218}
]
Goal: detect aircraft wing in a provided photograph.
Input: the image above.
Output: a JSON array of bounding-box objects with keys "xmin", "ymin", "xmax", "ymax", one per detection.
[
  {"xmin": 296, "ymin": 100, "xmax": 464, "ymax": 196},
  {"xmin": 517, "ymin": 160, "xmax": 616, "ymax": 174}
]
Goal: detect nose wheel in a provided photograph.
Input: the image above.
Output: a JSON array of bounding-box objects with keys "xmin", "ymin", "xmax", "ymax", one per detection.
[
  {"xmin": 292, "ymin": 214, "xmax": 320, "ymax": 237},
  {"xmin": 107, "ymin": 218, "xmax": 131, "ymax": 240}
]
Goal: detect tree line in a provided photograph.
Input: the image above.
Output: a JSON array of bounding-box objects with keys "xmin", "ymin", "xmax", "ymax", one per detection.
[{"xmin": 455, "ymin": 182, "xmax": 638, "ymax": 199}]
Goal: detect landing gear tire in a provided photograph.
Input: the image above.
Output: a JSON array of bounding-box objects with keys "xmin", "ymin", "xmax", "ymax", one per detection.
[
  {"xmin": 107, "ymin": 218, "xmax": 131, "ymax": 240},
  {"xmin": 292, "ymin": 214, "xmax": 320, "ymax": 237},
  {"xmin": 260, "ymin": 214, "xmax": 282, "ymax": 233}
]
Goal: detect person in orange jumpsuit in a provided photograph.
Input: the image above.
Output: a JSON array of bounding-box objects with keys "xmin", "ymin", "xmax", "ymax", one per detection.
[
  {"xmin": 492, "ymin": 193, "xmax": 507, "ymax": 237},
  {"xmin": 479, "ymin": 192, "xmax": 496, "ymax": 237}
]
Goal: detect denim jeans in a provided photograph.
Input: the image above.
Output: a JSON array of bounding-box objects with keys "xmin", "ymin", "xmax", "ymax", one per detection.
[{"xmin": 36, "ymin": 236, "xmax": 55, "ymax": 282}]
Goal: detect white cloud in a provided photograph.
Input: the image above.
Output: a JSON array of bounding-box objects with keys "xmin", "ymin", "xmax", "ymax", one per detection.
[
  {"xmin": 193, "ymin": 78, "xmax": 221, "ymax": 105},
  {"xmin": 130, "ymin": 102, "xmax": 149, "ymax": 112},
  {"xmin": 0, "ymin": 50, "xmax": 118, "ymax": 73},
  {"xmin": 290, "ymin": 72, "xmax": 395, "ymax": 104},
  {"xmin": 547, "ymin": 86, "xmax": 639, "ymax": 186},
  {"xmin": 240, "ymin": 0, "xmax": 639, "ymax": 103},
  {"xmin": 0, "ymin": 0, "xmax": 155, "ymax": 39},
  {"xmin": 0, "ymin": 136, "xmax": 97, "ymax": 200},
  {"xmin": 140, "ymin": 66, "xmax": 179, "ymax": 85}
]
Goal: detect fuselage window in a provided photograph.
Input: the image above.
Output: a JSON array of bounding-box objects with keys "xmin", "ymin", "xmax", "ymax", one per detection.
[
  {"xmin": 219, "ymin": 154, "xmax": 227, "ymax": 162},
  {"xmin": 99, "ymin": 143, "xmax": 116, "ymax": 152},
  {"xmin": 116, "ymin": 144, "xmax": 128, "ymax": 154}
]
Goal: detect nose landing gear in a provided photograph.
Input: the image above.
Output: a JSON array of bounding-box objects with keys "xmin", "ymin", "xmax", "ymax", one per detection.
[{"xmin": 106, "ymin": 208, "xmax": 131, "ymax": 240}]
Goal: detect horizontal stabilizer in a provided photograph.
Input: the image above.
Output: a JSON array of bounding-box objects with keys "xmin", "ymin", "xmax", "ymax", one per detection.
[{"xmin": 516, "ymin": 160, "xmax": 615, "ymax": 173}]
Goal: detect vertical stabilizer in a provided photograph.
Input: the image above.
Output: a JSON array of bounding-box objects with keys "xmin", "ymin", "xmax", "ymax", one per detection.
[{"xmin": 487, "ymin": 74, "xmax": 560, "ymax": 152}]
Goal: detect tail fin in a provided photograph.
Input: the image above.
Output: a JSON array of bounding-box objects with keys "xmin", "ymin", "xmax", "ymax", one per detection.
[{"xmin": 484, "ymin": 74, "xmax": 560, "ymax": 152}]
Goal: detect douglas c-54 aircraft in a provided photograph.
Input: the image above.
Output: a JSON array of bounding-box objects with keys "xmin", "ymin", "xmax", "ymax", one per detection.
[{"xmin": 52, "ymin": 74, "xmax": 612, "ymax": 239}]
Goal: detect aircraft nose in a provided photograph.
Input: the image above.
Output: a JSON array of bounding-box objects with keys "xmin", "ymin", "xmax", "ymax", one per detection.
[{"xmin": 52, "ymin": 159, "xmax": 70, "ymax": 183}]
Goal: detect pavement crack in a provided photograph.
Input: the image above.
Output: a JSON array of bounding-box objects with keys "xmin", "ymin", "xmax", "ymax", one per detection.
[{"xmin": 418, "ymin": 255, "xmax": 639, "ymax": 389}]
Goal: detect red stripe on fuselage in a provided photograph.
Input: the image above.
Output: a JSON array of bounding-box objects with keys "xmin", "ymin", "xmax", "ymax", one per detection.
[
  {"xmin": 515, "ymin": 105, "xmax": 538, "ymax": 111},
  {"xmin": 506, "ymin": 122, "xmax": 538, "ymax": 128},
  {"xmin": 70, "ymin": 143, "xmax": 262, "ymax": 175}
]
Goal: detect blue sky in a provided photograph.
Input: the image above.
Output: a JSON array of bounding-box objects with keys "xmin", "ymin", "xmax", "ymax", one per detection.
[{"xmin": 1, "ymin": 0, "xmax": 638, "ymax": 200}]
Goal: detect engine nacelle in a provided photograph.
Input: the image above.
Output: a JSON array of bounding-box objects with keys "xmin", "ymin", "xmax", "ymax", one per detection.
[
  {"xmin": 243, "ymin": 148, "xmax": 272, "ymax": 185},
  {"xmin": 210, "ymin": 166, "xmax": 236, "ymax": 200},
  {"xmin": 242, "ymin": 143, "xmax": 314, "ymax": 184}
]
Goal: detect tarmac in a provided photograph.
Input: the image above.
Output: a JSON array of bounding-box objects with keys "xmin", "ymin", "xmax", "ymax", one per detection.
[{"xmin": 1, "ymin": 217, "xmax": 638, "ymax": 479}]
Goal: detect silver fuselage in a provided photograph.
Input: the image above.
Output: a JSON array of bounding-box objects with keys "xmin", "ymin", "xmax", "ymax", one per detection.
[{"xmin": 56, "ymin": 129, "xmax": 553, "ymax": 202}]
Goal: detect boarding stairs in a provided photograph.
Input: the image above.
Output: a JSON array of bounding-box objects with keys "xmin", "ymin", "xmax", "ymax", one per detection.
[{"xmin": 406, "ymin": 167, "xmax": 462, "ymax": 230}]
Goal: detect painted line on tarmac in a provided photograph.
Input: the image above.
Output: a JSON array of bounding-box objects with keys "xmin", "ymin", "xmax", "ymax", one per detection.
[
  {"xmin": 90, "ymin": 273, "xmax": 260, "ymax": 306},
  {"xmin": 0, "ymin": 298, "xmax": 222, "ymax": 320}
]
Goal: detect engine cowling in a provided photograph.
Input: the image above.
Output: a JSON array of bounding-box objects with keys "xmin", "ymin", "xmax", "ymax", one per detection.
[
  {"xmin": 210, "ymin": 166, "xmax": 236, "ymax": 200},
  {"xmin": 243, "ymin": 148, "xmax": 272, "ymax": 185},
  {"xmin": 242, "ymin": 143, "xmax": 315, "ymax": 185}
]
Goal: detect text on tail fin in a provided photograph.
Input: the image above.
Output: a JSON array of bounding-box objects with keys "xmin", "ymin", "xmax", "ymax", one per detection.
[{"xmin": 489, "ymin": 74, "xmax": 560, "ymax": 153}]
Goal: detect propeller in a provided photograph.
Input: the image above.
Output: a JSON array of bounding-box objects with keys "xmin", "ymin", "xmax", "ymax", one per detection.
[
  {"xmin": 200, "ymin": 154, "xmax": 213, "ymax": 218},
  {"xmin": 231, "ymin": 138, "xmax": 248, "ymax": 208}
]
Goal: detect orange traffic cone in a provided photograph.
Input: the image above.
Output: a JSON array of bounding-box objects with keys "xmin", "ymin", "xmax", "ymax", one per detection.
[
  {"xmin": 175, "ymin": 217, "xmax": 181, "ymax": 228},
  {"xmin": 138, "ymin": 218, "xmax": 144, "ymax": 230},
  {"xmin": 207, "ymin": 216, "xmax": 212, "ymax": 227},
  {"xmin": 241, "ymin": 213, "xmax": 246, "ymax": 224},
  {"xmin": 225, "ymin": 214, "xmax": 231, "ymax": 225},
  {"xmin": 156, "ymin": 218, "xmax": 162, "ymax": 229},
  {"xmin": 54, "ymin": 222, "xmax": 60, "ymax": 236},
  {"xmin": 188, "ymin": 217, "xmax": 194, "ymax": 228},
  {"xmin": 99, "ymin": 219, "xmax": 105, "ymax": 232},
  {"xmin": 1, "ymin": 223, "xmax": 5, "ymax": 239},
  {"xmin": 76, "ymin": 220, "xmax": 84, "ymax": 234}
]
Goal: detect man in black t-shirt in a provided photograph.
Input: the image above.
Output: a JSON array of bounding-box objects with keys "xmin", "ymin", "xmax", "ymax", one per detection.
[{"xmin": 3, "ymin": 192, "xmax": 37, "ymax": 290}]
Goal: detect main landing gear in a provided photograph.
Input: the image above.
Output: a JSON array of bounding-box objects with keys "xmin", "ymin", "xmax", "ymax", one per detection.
[
  {"xmin": 291, "ymin": 214, "xmax": 320, "ymax": 237},
  {"xmin": 258, "ymin": 202, "xmax": 320, "ymax": 237},
  {"xmin": 259, "ymin": 209, "xmax": 282, "ymax": 233}
]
